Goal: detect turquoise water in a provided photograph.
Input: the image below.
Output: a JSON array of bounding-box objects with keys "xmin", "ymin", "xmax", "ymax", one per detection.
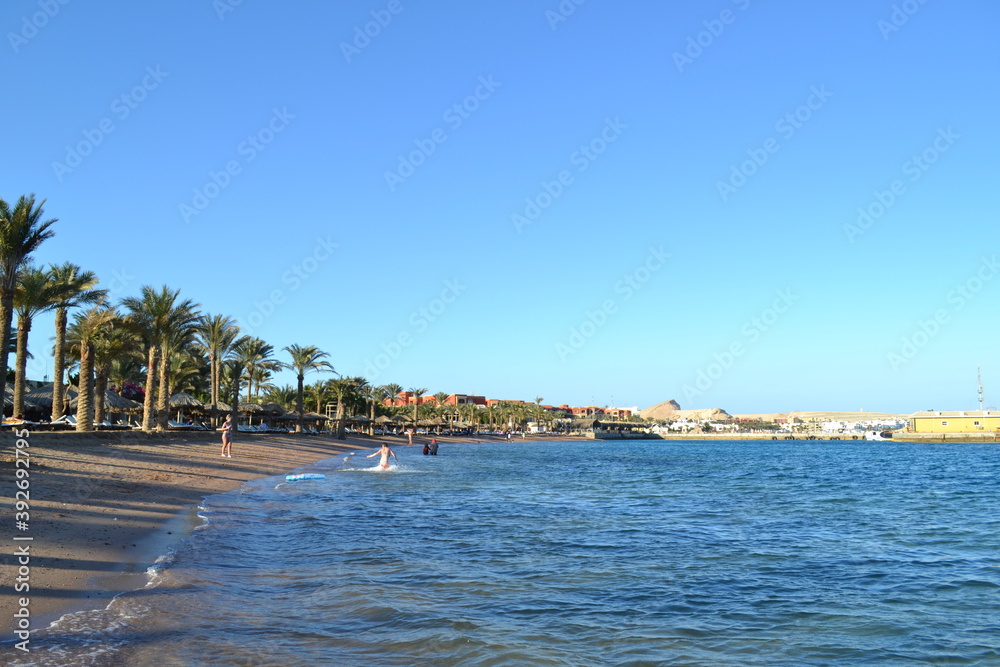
[{"xmin": 14, "ymin": 440, "xmax": 1000, "ymax": 665}]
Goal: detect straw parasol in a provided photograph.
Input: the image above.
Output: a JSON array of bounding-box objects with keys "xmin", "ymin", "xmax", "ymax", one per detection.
[
  {"xmin": 169, "ymin": 392, "xmax": 203, "ymax": 421},
  {"xmin": 67, "ymin": 389, "xmax": 141, "ymax": 412},
  {"xmin": 24, "ymin": 383, "xmax": 77, "ymax": 411}
]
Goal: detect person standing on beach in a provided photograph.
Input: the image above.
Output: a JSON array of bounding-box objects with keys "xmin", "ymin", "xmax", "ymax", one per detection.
[
  {"xmin": 367, "ymin": 442, "xmax": 398, "ymax": 470},
  {"xmin": 221, "ymin": 416, "xmax": 233, "ymax": 458}
]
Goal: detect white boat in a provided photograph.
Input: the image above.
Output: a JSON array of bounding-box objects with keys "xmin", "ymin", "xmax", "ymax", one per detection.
[{"xmin": 864, "ymin": 430, "xmax": 893, "ymax": 441}]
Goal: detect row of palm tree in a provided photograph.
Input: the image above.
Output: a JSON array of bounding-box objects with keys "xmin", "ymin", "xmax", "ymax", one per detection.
[
  {"xmin": 0, "ymin": 193, "xmax": 345, "ymax": 434},
  {"xmin": 1, "ymin": 193, "xmax": 565, "ymax": 437}
]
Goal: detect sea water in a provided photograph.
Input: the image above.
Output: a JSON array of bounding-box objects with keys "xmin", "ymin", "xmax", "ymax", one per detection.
[{"xmin": 8, "ymin": 440, "xmax": 1000, "ymax": 666}]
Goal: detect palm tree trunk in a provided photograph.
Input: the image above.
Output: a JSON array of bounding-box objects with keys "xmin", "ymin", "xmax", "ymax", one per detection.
[
  {"xmin": 295, "ymin": 374, "xmax": 304, "ymax": 434},
  {"xmin": 142, "ymin": 346, "xmax": 157, "ymax": 432},
  {"xmin": 95, "ymin": 365, "xmax": 109, "ymax": 425},
  {"xmin": 51, "ymin": 307, "xmax": 67, "ymax": 420},
  {"xmin": 0, "ymin": 293, "xmax": 14, "ymax": 416},
  {"xmin": 230, "ymin": 361, "xmax": 240, "ymax": 447},
  {"xmin": 156, "ymin": 351, "xmax": 170, "ymax": 430},
  {"xmin": 13, "ymin": 316, "xmax": 30, "ymax": 419},
  {"xmin": 209, "ymin": 353, "xmax": 218, "ymax": 427},
  {"xmin": 76, "ymin": 343, "xmax": 95, "ymax": 432},
  {"xmin": 335, "ymin": 393, "xmax": 346, "ymax": 440}
]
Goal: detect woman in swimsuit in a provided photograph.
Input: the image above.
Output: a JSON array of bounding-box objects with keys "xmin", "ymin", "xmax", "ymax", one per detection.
[{"xmin": 367, "ymin": 442, "xmax": 398, "ymax": 469}]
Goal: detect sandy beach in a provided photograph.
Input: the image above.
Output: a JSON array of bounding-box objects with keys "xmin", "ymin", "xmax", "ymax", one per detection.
[{"xmin": 0, "ymin": 428, "xmax": 429, "ymax": 639}]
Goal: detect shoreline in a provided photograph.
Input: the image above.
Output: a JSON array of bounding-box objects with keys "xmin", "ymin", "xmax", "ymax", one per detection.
[
  {"xmin": 0, "ymin": 429, "xmax": 427, "ymax": 640},
  {"xmin": 0, "ymin": 429, "xmax": 572, "ymax": 643}
]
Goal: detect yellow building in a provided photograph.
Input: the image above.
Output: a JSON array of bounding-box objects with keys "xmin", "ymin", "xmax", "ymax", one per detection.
[{"xmin": 908, "ymin": 410, "xmax": 1000, "ymax": 433}]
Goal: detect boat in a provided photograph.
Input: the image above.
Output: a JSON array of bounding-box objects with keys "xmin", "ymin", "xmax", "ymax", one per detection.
[{"xmin": 864, "ymin": 430, "xmax": 893, "ymax": 441}]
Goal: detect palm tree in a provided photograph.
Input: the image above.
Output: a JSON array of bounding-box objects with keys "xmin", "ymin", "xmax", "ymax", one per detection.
[
  {"xmin": 48, "ymin": 263, "xmax": 104, "ymax": 421},
  {"xmin": 233, "ymin": 337, "xmax": 282, "ymax": 403},
  {"xmin": 93, "ymin": 318, "xmax": 140, "ymax": 425},
  {"xmin": 70, "ymin": 308, "xmax": 135, "ymax": 425},
  {"xmin": 306, "ymin": 379, "xmax": 329, "ymax": 414},
  {"xmin": 408, "ymin": 387, "xmax": 427, "ymax": 421},
  {"xmin": 70, "ymin": 307, "xmax": 117, "ymax": 431},
  {"xmin": 167, "ymin": 349, "xmax": 208, "ymax": 397},
  {"xmin": 12, "ymin": 266, "xmax": 63, "ymax": 419},
  {"xmin": 249, "ymin": 362, "xmax": 280, "ymax": 402},
  {"xmin": 0, "ymin": 194, "xmax": 57, "ymax": 410},
  {"xmin": 121, "ymin": 286, "xmax": 201, "ymax": 431},
  {"xmin": 264, "ymin": 384, "xmax": 296, "ymax": 410},
  {"xmin": 367, "ymin": 384, "xmax": 387, "ymax": 425},
  {"xmin": 329, "ymin": 376, "xmax": 358, "ymax": 440},
  {"xmin": 284, "ymin": 344, "xmax": 334, "ymax": 433},
  {"xmin": 383, "ymin": 382, "xmax": 403, "ymax": 407},
  {"xmin": 194, "ymin": 314, "xmax": 243, "ymax": 427}
]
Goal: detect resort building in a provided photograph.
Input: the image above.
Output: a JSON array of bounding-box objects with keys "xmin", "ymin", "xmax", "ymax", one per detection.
[
  {"xmin": 444, "ymin": 394, "xmax": 487, "ymax": 406},
  {"xmin": 907, "ymin": 410, "xmax": 1000, "ymax": 433}
]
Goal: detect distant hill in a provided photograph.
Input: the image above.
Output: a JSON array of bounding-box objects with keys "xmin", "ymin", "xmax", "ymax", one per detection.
[
  {"xmin": 640, "ymin": 400, "xmax": 733, "ymax": 422},
  {"xmin": 639, "ymin": 399, "xmax": 681, "ymax": 421}
]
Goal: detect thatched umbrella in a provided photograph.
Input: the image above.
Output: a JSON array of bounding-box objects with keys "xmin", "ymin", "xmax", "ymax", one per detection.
[
  {"xmin": 68, "ymin": 389, "xmax": 140, "ymax": 410},
  {"xmin": 25, "ymin": 383, "xmax": 77, "ymax": 412},
  {"xmin": 375, "ymin": 415, "xmax": 393, "ymax": 424},
  {"xmin": 240, "ymin": 402, "xmax": 265, "ymax": 425},
  {"xmin": 169, "ymin": 392, "xmax": 203, "ymax": 421},
  {"xmin": 103, "ymin": 391, "xmax": 142, "ymax": 412},
  {"xmin": 261, "ymin": 402, "xmax": 287, "ymax": 416}
]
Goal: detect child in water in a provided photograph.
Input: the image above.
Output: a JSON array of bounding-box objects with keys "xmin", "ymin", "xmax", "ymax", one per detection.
[{"xmin": 367, "ymin": 442, "xmax": 398, "ymax": 469}]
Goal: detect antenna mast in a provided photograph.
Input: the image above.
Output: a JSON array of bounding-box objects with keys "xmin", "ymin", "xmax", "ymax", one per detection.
[{"xmin": 978, "ymin": 366, "xmax": 984, "ymax": 411}]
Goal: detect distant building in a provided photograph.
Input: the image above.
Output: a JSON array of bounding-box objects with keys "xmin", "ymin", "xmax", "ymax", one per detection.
[
  {"xmin": 445, "ymin": 394, "xmax": 487, "ymax": 406},
  {"xmin": 908, "ymin": 410, "xmax": 1000, "ymax": 433},
  {"xmin": 382, "ymin": 391, "xmax": 437, "ymax": 408}
]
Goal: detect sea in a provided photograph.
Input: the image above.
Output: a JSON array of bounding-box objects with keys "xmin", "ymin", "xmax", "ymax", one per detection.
[{"xmin": 7, "ymin": 439, "xmax": 1000, "ymax": 666}]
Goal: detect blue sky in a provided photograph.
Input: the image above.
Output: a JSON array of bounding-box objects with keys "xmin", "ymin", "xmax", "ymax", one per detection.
[{"xmin": 3, "ymin": 0, "xmax": 998, "ymax": 414}]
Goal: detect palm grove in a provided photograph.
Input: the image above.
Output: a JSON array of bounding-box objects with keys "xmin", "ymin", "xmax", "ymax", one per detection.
[{"xmin": 1, "ymin": 195, "xmax": 567, "ymax": 436}]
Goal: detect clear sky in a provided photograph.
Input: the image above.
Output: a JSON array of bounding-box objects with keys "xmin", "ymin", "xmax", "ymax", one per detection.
[{"xmin": 3, "ymin": 0, "xmax": 998, "ymax": 414}]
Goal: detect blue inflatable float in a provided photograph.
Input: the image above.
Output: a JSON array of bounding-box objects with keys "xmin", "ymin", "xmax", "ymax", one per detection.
[{"xmin": 285, "ymin": 473, "xmax": 326, "ymax": 482}]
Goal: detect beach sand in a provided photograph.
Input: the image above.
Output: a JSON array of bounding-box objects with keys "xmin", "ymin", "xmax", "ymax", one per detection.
[{"xmin": 0, "ymin": 429, "xmax": 418, "ymax": 638}]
